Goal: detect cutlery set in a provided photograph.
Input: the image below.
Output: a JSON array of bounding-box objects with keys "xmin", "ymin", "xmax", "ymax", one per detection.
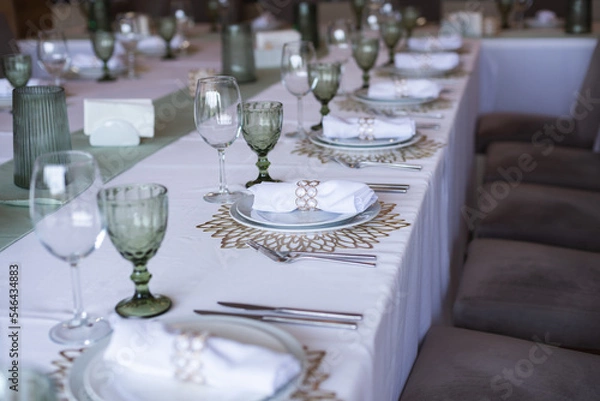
[
  {"xmin": 194, "ymin": 301, "xmax": 363, "ymax": 330},
  {"xmin": 329, "ymin": 156, "xmax": 422, "ymax": 171}
]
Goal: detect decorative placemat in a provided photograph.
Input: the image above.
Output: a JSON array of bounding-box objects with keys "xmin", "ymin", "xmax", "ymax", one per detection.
[
  {"xmin": 336, "ymin": 95, "xmax": 454, "ymax": 115},
  {"xmin": 197, "ymin": 201, "xmax": 409, "ymax": 251},
  {"xmin": 49, "ymin": 346, "xmax": 342, "ymax": 401},
  {"xmin": 292, "ymin": 136, "xmax": 445, "ymax": 163}
]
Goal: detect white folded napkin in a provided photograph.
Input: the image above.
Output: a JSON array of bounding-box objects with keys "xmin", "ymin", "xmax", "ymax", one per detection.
[
  {"xmin": 408, "ymin": 34, "xmax": 463, "ymax": 52},
  {"xmin": 536, "ymin": 10, "xmax": 557, "ymax": 24},
  {"xmin": 322, "ymin": 114, "xmax": 415, "ymax": 141},
  {"xmin": 249, "ymin": 180, "xmax": 377, "ymax": 214},
  {"xmin": 0, "ymin": 78, "xmax": 41, "ymax": 97},
  {"xmin": 394, "ymin": 52, "xmax": 460, "ymax": 71},
  {"xmin": 70, "ymin": 53, "xmax": 123, "ymax": 70},
  {"xmin": 367, "ymin": 79, "xmax": 441, "ymax": 99},
  {"xmin": 103, "ymin": 319, "xmax": 302, "ymax": 399},
  {"xmin": 84, "ymin": 98, "xmax": 155, "ymax": 144}
]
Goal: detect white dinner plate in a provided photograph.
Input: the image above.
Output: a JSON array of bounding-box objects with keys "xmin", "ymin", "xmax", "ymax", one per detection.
[
  {"xmin": 309, "ymin": 129, "xmax": 422, "ymax": 151},
  {"xmin": 66, "ymin": 316, "xmax": 306, "ymax": 401},
  {"xmin": 236, "ymin": 195, "xmax": 360, "ymax": 228},
  {"xmin": 351, "ymin": 88, "xmax": 436, "ymax": 107},
  {"xmin": 230, "ymin": 200, "xmax": 381, "ymax": 233}
]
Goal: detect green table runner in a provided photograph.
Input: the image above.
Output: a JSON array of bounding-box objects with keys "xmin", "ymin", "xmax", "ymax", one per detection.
[{"xmin": 0, "ymin": 68, "xmax": 280, "ymax": 252}]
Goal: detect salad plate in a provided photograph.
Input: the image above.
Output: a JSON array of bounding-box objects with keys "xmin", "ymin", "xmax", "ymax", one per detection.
[
  {"xmin": 309, "ymin": 130, "xmax": 422, "ymax": 151},
  {"xmin": 66, "ymin": 316, "xmax": 306, "ymax": 401}
]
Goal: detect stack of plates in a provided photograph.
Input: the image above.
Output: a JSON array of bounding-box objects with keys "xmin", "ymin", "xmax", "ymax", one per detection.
[
  {"xmin": 309, "ymin": 129, "xmax": 422, "ymax": 151},
  {"xmin": 66, "ymin": 316, "xmax": 306, "ymax": 401},
  {"xmin": 230, "ymin": 195, "xmax": 381, "ymax": 233}
]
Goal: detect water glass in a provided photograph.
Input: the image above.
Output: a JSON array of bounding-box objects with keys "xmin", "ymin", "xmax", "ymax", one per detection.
[
  {"xmin": 1, "ymin": 54, "xmax": 32, "ymax": 89},
  {"xmin": 281, "ymin": 40, "xmax": 316, "ymax": 138},
  {"xmin": 13, "ymin": 86, "xmax": 72, "ymax": 188},
  {"xmin": 326, "ymin": 19, "xmax": 354, "ymax": 94},
  {"xmin": 352, "ymin": 33, "xmax": 379, "ymax": 89},
  {"xmin": 98, "ymin": 183, "xmax": 172, "ymax": 318},
  {"xmin": 171, "ymin": 0, "xmax": 194, "ymax": 55},
  {"xmin": 36, "ymin": 29, "xmax": 70, "ymax": 86},
  {"xmin": 308, "ymin": 61, "xmax": 342, "ymax": 131},
  {"xmin": 221, "ymin": 22, "xmax": 256, "ymax": 84},
  {"xmin": 241, "ymin": 101, "xmax": 283, "ymax": 187},
  {"xmin": 294, "ymin": 2, "xmax": 320, "ymax": 50},
  {"xmin": 115, "ymin": 12, "xmax": 143, "ymax": 79},
  {"xmin": 90, "ymin": 30, "xmax": 116, "ymax": 82}
]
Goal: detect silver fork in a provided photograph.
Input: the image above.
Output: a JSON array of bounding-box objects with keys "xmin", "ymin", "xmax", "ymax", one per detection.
[
  {"xmin": 330, "ymin": 156, "xmax": 422, "ymax": 171},
  {"xmin": 246, "ymin": 240, "xmax": 377, "ymax": 267}
]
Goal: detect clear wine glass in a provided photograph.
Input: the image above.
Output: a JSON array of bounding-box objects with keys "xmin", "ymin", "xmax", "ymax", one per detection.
[
  {"xmin": 308, "ymin": 61, "xmax": 342, "ymax": 131},
  {"xmin": 115, "ymin": 12, "xmax": 143, "ymax": 79},
  {"xmin": 1, "ymin": 54, "xmax": 32, "ymax": 88},
  {"xmin": 98, "ymin": 183, "xmax": 172, "ymax": 318},
  {"xmin": 194, "ymin": 75, "xmax": 245, "ymax": 204},
  {"xmin": 280, "ymin": 40, "xmax": 316, "ymax": 138},
  {"xmin": 170, "ymin": 0, "xmax": 194, "ymax": 55},
  {"xmin": 91, "ymin": 30, "xmax": 116, "ymax": 82},
  {"xmin": 241, "ymin": 101, "xmax": 283, "ymax": 187},
  {"xmin": 326, "ymin": 19, "xmax": 354, "ymax": 95},
  {"xmin": 37, "ymin": 29, "xmax": 70, "ymax": 86},
  {"xmin": 29, "ymin": 150, "xmax": 111, "ymax": 346}
]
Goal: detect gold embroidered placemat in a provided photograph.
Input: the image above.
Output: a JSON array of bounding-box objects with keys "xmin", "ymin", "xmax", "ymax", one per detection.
[
  {"xmin": 292, "ymin": 136, "xmax": 445, "ymax": 163},
  {"xmin": 49, "ymin": 346, "xmax": 342, "ymax": 401},
  {"xmin": 198, "ymin": 201, "xmax": 409, "ymax": 251}
]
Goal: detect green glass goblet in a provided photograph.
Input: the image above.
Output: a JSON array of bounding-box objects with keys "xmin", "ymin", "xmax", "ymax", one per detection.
[
  {"xmin": 98, "ymin": 183, "xmax": 172, "ymax": 318},
  {"xmin": 352, "ymin": 33, "xmax": 379, "ymax": 89},
  {"xmin": 1, "ymin": 54, "xmax": 32, "ymax": 89},
  {"xmin": 241, "ymin": 101, "xmax": 283, "ymax": 188},
  {"xmin": 308, "ymin": 61, "xmax": 342, "ymax": 131},
  {"xmin": 402, "ymin": 6, "xmax": 421, "ymax": 40},
  {"xmin": 157, "ymin": 16, "xmax": 177, "ymax": 60},
  {"xmin": 496, "ymin": 0, "xmax": 514, "ymax": 29},
  {"xmin": 351, "ymin": 0, "xmax": 366, "ymax": 30},
  {"xmin": 379, "ymin": 11, "xmax": 403, "ymax": 65},
  {"xmin": 90, "ymin": 30, "xmax": 116, "ymax": 82}
]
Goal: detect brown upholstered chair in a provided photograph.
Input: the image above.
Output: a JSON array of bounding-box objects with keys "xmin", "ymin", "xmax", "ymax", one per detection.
[
  {"xmin": 398, "ymin": 325, "xmax": 600, "ymax": 401},
  {"xmin": 472, "ymin": 182, "xmax": 600, "ymax": 253},
  {"xmin": 475, "ymin": 39, "xmax": 600, "ymax": 153},
  {"xmin": 453, "ymin": 238, "xmax": 600, "ymax": 352}
]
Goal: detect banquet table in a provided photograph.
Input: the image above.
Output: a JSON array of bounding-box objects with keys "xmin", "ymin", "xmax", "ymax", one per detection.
[{"xmin": 0, "ymin": 26, "xmax": 480, "ymax": 401}]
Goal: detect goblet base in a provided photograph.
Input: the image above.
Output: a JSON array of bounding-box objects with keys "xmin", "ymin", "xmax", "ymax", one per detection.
[
  {"xmin": 311, "ymin": 123, "xmax": 323, "ymax": 131},
  {"xmin": 116, "ymin": 294, "xmax": 172, "ymax": 318},
  {"xmin": 49, "ymin": 316, "xmax": 112, "ymax": 346},
  {"xmin": 203, "ymin": 190, "xmax": 246, "ymax": 204},
  {"xmin": 97, "ymin": 75, "xmax": 116, "ymax": 83},
  {"xmin": 246, "ymin": 177, "xmax": 281, "ymax": 188},
  {"xmin": 162, "ymin": 53, "xmax": 177, "ymax": 60}
]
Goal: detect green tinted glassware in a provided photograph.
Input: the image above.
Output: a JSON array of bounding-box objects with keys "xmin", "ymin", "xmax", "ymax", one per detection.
[
  {"xmin": 91, "ymin": 30, "xmax": 116, "ymax": 82},
  {"xmin": 352, "ymin": 34, "xmax": 379, "ymax": 89},
  {"xmin": 496, "ymin": 0, "xmax": 514, "ymax": 29},
  {"xmin": 98, "ymin": 183, "xmax": 172, "ymax": 318},
  {"xmin": 379, "ymin": 11, "xmax": 403, "ymax": 65},
  {"xmin": 1, "ymin": 54, "xmax": 32, "ymax": 88},
  {"xmin": 241, "ymin": 101, "xmax": 283, "ymax": 187},
  {"xmin": 351, "ymin": 0, "xmax": 366, "ymax": 30},
  {"xmin": 157, "ymin": 16, "xmax": 177, "ymax": 59},
  {"xmin": 402, "ymin": 6, "xmax": 421, "ymax": 39},
  {"xmin": 308, "ymin": 61, "xmax": 342, "ymax": 131}
]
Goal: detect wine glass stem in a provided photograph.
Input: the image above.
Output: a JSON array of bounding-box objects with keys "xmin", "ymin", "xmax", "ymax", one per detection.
[
  {"xmin": 296, "ymin": 96, "xmax": 304, "ymax": 134},
  {"xmin": 69, "ymin": 262, "xmax": 87, "ymax": 326},
  {"xmin": 217, "ymin": 148, "xmax": 229, "ymax": 195},
  {"xmin": 362, "ymin": 70, "xmax": 370, "ymax": 89},
  {"xmin": 131, "ymin": 263, "xmax": 153, "ymax": 298},
  {"xmin": 127, "ymin": 50, "xmax": 136, "ymax": 79}
]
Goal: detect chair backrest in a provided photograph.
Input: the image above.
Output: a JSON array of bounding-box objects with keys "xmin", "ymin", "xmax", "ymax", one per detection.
[{"xmin": 574, "ymin": 38, "xmax": 600, "ymax": 148}]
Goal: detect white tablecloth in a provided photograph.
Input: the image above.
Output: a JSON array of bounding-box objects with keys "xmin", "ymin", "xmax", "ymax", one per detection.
[{"xmin": 0, "ymin": 30, "xmax": 480, "ymax": 401}]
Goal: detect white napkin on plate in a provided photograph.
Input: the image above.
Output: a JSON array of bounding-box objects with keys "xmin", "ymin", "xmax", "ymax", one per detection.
[
  {"xmin": 322, "ymin": 115, "xmax": 416, "ymax": 141},
  {"xmin": 394, "ymin": 52, "xmax": 459, "ymax": 71},
  {"xmin": 367, "ymin": 79, "xmax": 441, "ymax": 99},
  {"xmin": 535, "ymin": 10, "xmax": 557, "ymax": 24},
  {"xmin": 249, "ymin": 180, "xmax": 377, "ymax": 214},
  {"xmin": 408, "ymin": 34, "xmax": 463, "ymax": 52},
  {"xmin": 103, "ymin": 319, "xmax": 302, "ymax": 399},
  {"xmin": 84, "ymin": 98, "xmax": 155, "ymax": 143}
]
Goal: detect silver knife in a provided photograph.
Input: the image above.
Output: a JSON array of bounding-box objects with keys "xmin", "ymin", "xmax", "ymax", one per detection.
[
  {"xmin": 367, "ymin": 183, "xmax": 410, "ymax": 193},
  {"xmin": 218, "ymin": 301, "xmax": 363, "ymax": 321},
  {"xmin": 193, "ymin": 310, "xmax": 358, "ymax": 330}
]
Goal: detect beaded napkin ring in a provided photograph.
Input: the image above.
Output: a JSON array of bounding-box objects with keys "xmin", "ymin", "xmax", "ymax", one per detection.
[
  {"xmin": 295, "ymin": 180, "xmax": 320, "ymax": 211},
  {"xmin": 393, "ymin": 78, "xmax": 409, "ymax": 98},
  {"xmin": 357, "ymin": 117, "xmax": 375, "ymax": 141},
  {"xmin": 171, "ymin": 330, "xmax": 210, "ymax": 384}
]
